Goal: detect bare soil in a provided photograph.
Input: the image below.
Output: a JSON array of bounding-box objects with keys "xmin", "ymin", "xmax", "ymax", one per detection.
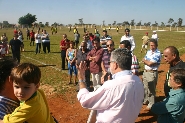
[{"xmin": 46, "ymin": 54, "xmax": 185, "ymax": 123}]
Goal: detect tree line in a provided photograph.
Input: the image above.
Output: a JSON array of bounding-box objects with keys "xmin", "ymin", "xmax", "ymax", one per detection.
[{"xmin": 0, "ymin": 13, "xmax": 184, "ymax": 28}]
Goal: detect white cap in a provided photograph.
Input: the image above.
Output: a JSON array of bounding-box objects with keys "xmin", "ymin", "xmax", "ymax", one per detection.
[{"xmin": 153, "ymin": 31, "xmax": 156, "ymax": 33}]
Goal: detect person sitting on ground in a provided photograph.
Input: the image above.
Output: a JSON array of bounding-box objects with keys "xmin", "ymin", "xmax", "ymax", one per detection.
[
  {"xmin": 151, "ymin": 68, "xmax": 185, "ymax": 123},
  {"xmin": 2, "ymin": 63, "xmax": 56, "ymax": 123}
]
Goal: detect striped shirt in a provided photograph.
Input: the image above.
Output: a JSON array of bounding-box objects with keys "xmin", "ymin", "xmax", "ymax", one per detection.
[
  {"xmin": 102, "ymin": 50, "xmax": 111, "ymax": 72},
  {"xmin": 0, "ymin": 96, "xmax": 19, "ymax": 120},
  {"xmin": 131, "ymin": 54, "xmax": 140, "ymax": 74},
  {"xmin": 100, "ymin": 35, "xmax": 112, "ymax": 50}
]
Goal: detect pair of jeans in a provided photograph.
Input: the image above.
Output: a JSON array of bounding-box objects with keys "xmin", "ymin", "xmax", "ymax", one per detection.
[
  {"xmin": 42, "ymin": 42, "xmax": 50, "ymax": 53},
  {"xmin": 35, "ymin": 43, "xmax": 41, "ymax": 54}
]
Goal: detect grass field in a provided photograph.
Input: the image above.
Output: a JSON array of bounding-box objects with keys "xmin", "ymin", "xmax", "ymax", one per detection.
[{"xmin": 1, "ymin": 27, "xmax": 185, "ymax": 94}]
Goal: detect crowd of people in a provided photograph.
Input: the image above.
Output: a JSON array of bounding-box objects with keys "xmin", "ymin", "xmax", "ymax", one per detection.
[{"xmin": 1, "ymin": 26, "xmax": 185, "ymax": 122}]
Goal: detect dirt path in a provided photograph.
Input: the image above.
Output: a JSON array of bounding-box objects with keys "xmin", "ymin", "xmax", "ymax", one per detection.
[{"xmin": 47, "ymin": 54, "xmax": 185, "ymax": 123}]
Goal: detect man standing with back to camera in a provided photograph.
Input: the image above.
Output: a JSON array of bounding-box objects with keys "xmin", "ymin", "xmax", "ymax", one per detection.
[{"xmin": 77, "ymin": 48, "xmax": 144, "ymax": 123}]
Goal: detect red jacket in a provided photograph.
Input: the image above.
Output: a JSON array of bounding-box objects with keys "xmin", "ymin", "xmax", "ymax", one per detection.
[
  {"xmin": 60, "ymin": 39, "xmax": 70, "ymax": 51},
  {"xmin": 30, "ymin": 32, "xmax": 35, "ymax": 38},
  {"xmin": 87, "ymin": 47, "xmax": 104, "ymax": 73}
]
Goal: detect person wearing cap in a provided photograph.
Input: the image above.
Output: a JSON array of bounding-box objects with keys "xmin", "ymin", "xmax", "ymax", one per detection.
[
  {"xmin": 100, "ymin": 30, "xmax": 112, "ymax": 50},
  {"xmin": 142, "ymin": 39, "xmax": 161, "ymax": 111},
  {"xmin": 140, "ymin": 32, "xmax": 150, "ymax": 53},
  {"xmin": 151, "ymin": 31, "xmax": 159, "ymax": 41},
  {"xmin": 120, "ymin": 28, "xmax": 135, "ymax": 52},
  {"xmin": 9, "ymin": 34, "xmax": 22, "ymax": 63}
]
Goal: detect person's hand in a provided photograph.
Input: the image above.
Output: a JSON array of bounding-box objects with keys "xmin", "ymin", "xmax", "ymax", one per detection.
[
  {"xmin": 142, "ymin": 58, "xmax": 145, "ymax": 63},
  {"xmin": 101, "ymin": 75, "xmax": 105, "ymax": 84},
  {"xmin": 78, "ymin": 61, "xmax": 87, "ymax": 81}
]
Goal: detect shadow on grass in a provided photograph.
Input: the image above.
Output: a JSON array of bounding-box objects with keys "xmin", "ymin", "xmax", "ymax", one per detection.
[
  {"xmin": 50, "ymin": 44, "xmax": 58, "ymax": 45},
  {"xmin": 22, "ymin": 50, "xmax": 35, "ymax": 52},
  {"xmin": 51, "ymin": 51, "xmax": 61, "ymax": 53},
  {"xmin": 138, "ymin": 70, "xmax": 164, "ymax": 76},
  {"xmin": 37, "ymin": 64, "xmax": 56, "ymax": 67}
]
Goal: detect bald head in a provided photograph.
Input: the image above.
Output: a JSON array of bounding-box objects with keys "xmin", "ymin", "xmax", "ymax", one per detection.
[{"xmin": 163, "ymin": 46, "xmax": 180, "ymax": 65}]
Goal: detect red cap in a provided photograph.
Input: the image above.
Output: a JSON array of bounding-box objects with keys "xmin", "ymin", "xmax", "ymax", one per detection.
[{"xmin": 145, "ymin": 32, "xmax": 148, "ymax": 34}]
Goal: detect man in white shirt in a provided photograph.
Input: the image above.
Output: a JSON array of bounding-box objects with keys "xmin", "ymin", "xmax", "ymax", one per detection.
[
  {"xmin": 120, "ymin": 28, "xmax": 135, "ymax": 52},
  {"xmin": 151, "ymin": 31, "xmax": 158, "ymax": 41},
  {"xmin": 142, "ymin": 39, "xmax": 161, "ymax": 110},
  {"xmin": 77, "ymin": 48, "xmax": 144, "ymax": 123}
]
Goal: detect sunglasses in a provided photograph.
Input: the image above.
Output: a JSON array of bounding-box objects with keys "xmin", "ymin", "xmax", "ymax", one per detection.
[
  {"xmin": 81, "ymin": 46, "xmax": 85, "ymax": 47},
  {"xmin": 106, "ymin": 44, "xmax": 113, "ymax": 47}
]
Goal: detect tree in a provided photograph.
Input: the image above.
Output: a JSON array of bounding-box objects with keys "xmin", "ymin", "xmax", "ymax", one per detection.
[
  {"xmin": 161, "ymin": 22, "xmax": 165, "ymax": 29},
  {"xmin": 130, "ymin": 19, "xmax": 135, "ymax": 26},
  {"xmin": 79, "ymin": 18, "xmax": 83, "ymax": 25},
  {"xmin": 155, "ymin": 21, "xmax": 158, "ymax": 26},
  {"xmin": 168, "ymin": 18, "xmax": 174, "ymax": 26},
  {"xmin": 177, "ymin": 18, "xmax": 183, "ymax": 27},
  {"xmin": 136, "ymin": 21, "xmax": 142, "ymax": 26},
  {"xmin": 172, "ymin": 22, "xmax": 177, "ymax": 27},
  {"xmin": 18, "ymin": 13, "xmax": 37, "ymax": 27},
  {"xmin": 45, "ymin": 22, "xmax": 49, "ymax": 27},
  {"xmin": 103, "ymin": 20, "xmax": 105, "ymax": 26},
  {"xmin": 112, "ymin": 21, "xmax": 116, "ymax": 26},
  {"xmin": 144, "ymin": 22, "xmax": 151, "ymax": 27},
  {"xmin": 122, "ymin": 21, "xmax": 129, "ymax": 26}
]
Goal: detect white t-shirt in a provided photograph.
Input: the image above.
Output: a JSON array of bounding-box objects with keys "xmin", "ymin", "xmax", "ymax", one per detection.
[
  {"xmin": 35, "ymin": 33, "xmax": 41, "ymax": 43},
  {"xmin": 18, "ymin": 35, "xmax": 23, "ymax": 42}
]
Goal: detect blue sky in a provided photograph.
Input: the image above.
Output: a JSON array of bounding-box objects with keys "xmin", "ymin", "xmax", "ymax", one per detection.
[{"xmin": 0, "ymin": 0, "xmax": 184, "ymax": 25}]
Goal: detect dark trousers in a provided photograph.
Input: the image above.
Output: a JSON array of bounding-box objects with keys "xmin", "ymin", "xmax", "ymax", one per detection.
[
  {"xmin": 61, "ymin": 50, "xmax": 66, "ymax": 69},
  {"xmin": 12, "ymin": 51, "xmax": 20, "ymax": 63},
  {"xmin": 42, "ymin": 42, "xmax": 50, "ymax": 53},
  {"xmin": 85, "ymin": 69, "xmax": 91, "ymax": 88},
  {"xmin": 35, "ymin": 43, "xmax": 41, "ymax": 54}
]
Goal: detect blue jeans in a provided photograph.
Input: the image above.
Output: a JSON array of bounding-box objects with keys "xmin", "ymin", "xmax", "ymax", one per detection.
[
  {"xmin": 68, "ymin": 62, "xmax": 77, "ymax": 75},
  {"xmin": 35, "ymin": 43, "xmax": 41, "ymax": 54}
]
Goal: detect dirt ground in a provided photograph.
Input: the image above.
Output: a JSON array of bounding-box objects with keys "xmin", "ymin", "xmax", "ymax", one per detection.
[{"xmin": 46, "ymin": 54, "xmax": 185, "ymax": 123}]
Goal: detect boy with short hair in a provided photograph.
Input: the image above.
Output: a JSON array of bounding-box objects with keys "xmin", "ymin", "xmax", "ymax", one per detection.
[{"xmin": 3, "ymin": 63, "xmax": 56, "ymax": 123}]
